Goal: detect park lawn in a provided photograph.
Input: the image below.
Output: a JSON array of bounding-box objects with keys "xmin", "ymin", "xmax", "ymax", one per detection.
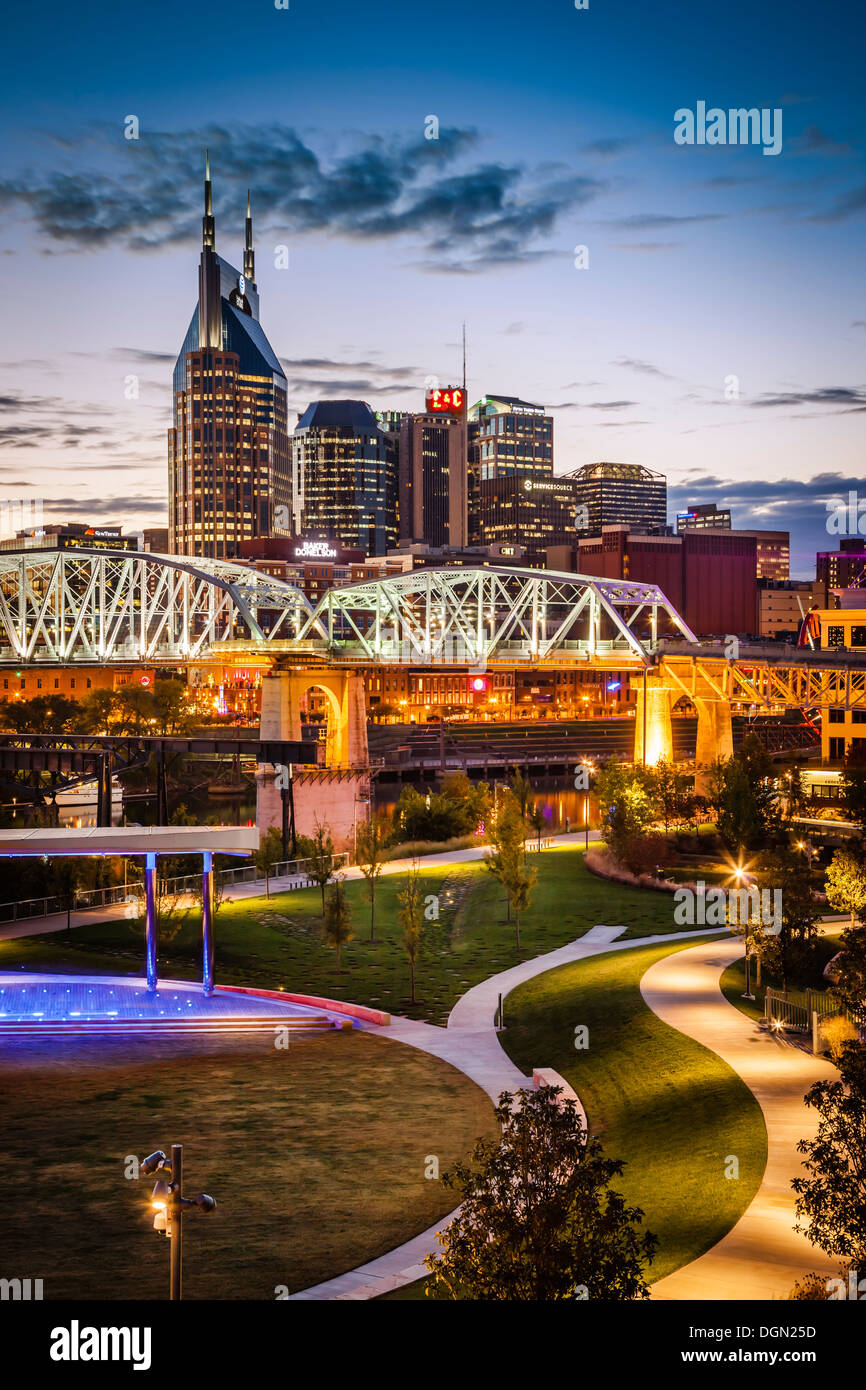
[
  {"xmin": 497, "ymin": 937, "xmax": 768, "ymax": 1286},
  {"xmin": 0, "ymin": 1029, "xmax": 497, "ymax": 1300},
  {"xmin": 4, "ymin": 847, "xmax": 693, "ymax": 1026}
]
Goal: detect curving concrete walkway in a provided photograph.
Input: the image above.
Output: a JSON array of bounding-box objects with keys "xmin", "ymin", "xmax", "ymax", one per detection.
[
  {"xmin": 642, "ymin": 936, "xmax": 837, "ymax": 1300},
  {"xmin": 289, "ymin": 923, "xmax": 726, "ymax": 1299}
]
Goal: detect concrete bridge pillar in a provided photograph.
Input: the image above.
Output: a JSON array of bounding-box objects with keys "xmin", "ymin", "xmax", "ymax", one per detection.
[
  {"xmin": 633, "ymin": 680, "xmax": 674, "ymax": 766},
  {"xmin": 694, "ymin": 697, "xmax": 733, "ymax": 794},
  {"xmin": 257, "ymin": 668, "xmax": 370, "ymax": 850}
]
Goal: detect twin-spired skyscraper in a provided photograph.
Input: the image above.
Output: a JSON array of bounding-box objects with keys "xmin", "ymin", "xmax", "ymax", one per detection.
[{"xmin": 168, "ymin": 155, "xmax": 290, "ymax": 558}]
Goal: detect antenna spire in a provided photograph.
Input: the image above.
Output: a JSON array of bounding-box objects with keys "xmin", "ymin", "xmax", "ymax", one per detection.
[
  {"xmin": 243, "ymin": 189, "xmax": 255, "ymax": 283},
  {"xmin": 202, "ymin": 149, "xmax": 215, "ymax": 250}
]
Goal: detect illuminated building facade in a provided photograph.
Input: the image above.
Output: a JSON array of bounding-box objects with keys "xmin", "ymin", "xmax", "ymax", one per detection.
[
  {"xmin": 292, "ymin": 400, "xmax": 398, "ymax": 556},
  {"xmin": 467, "ymin": 395, "xmax": 577, "ymax": 555},
  {"xmin": 567, "ymin": 461, "xmax": 667, "ymax": 534},
  {"xmin": 398, "ymin": 410, "xmax": 468, "ymax": 548},
  {"xmin": 168, "ymin": 156, "xmax": 290, "ymax": 559}
]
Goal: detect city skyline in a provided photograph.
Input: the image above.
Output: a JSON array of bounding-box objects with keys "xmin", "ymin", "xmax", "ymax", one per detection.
[{"xmin": 0, "ymin": 0, "xmax": 864, "ymax": 576}]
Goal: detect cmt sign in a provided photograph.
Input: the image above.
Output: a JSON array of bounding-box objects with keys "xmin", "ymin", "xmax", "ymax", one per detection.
[{"xmin": 426, "ymin": 387, "xmax": 466, "ymax": 417}]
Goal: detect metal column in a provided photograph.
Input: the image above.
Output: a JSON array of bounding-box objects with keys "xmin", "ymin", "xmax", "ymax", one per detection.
[
  {"xmin": 202, "ymin": 851, "xmax": 214, "ymax": 996},
  {"xmin": 145, "ymin": 850, "xmax": 158, "ymax": 992}
]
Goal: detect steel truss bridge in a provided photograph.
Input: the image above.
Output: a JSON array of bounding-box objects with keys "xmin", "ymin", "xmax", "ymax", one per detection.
[
  {"xmin": 0, "ymin": 549, "xmax": 312, "ymax": 665},
  {"xmin": 1, "ymin": 551, "xmax": 865, "ymax": 717}
]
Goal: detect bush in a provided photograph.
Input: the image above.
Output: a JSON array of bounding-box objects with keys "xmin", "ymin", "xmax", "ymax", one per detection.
[
  {"xmin": 821, "ymin": 1014, "xmax": 860, "ymax": 1061},
  {"xmin": 787, "ymin": 1272, "xmax": 832, "ymax": 1300}
]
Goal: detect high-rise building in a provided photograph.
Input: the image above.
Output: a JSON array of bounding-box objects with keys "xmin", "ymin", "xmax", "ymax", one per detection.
[
  {"xmin": 566, "ymin": 462, "xmax": 667, "ymax": 535},
  {"xmin": 292, "ymin": 400, "xmax": 397, "ymax": 556},
  {"xmin": 168, "ymin": 156, "xmax": 290, "ymax": 559},
  {"xmin": 467, "ymin": 394, "xmax": 577, "ymax": 556},
  {"xmin": 397, "ymin": 409, "xmax": 468, "ymax": 549}
]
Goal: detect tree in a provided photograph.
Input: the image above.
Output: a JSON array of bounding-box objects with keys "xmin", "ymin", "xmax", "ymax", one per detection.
[
  {"xmin": 653, "ymin": 759, "xmax": 690, "ymax": 835},
  {"xmin": 255, "ymin": 825, "xmax": 284, "ymax": 900},
  {"xmin": 715, "ymin": 737, "xmax": 780, "ymax": 854},
  {"xmin": 424, "ymin": 1086, "xmax": 657, "ymax": 1300},
  {"xmin": 75, "ymin": 688, "xmax": 116, "ymax": 734},
  {"xmin": 829, "ymin": 925, "xmax": 866, "ymax": 1029},
  {"xmin": 758, "ymin": 846, "xmax": 821, "ymax": 992},
  {"xmin": 595, "ymin": 760, "xmax": 655, "ymax": 873},
  {"xmin": 398, "ymin": 864, "xmax": 425, "ymax": 1004},
  {"xmin": 152, "ymin": 679, "xmax": 195, "ymax": 735},
  {"xmin": 825, "ymin": 846, "xmax": 866, "ymax": 930},
  {"xmin": 308, "ymin": 818, "xmax": 336, "ymax": 916},
  {"xmin": 793, "ymin": 1043, "xmax": 866, "ymax": 1269},
  {"xmin": 50, "ymin": 857, "xmax": 82, "ymax": 930},
  {"xmin": 485, "ymin": 792, "xmax": 536, "ymax": 948},
  {"xmin": 528, "ymin": 801, "xmax": 546, "ymax": 852},
  {"xmin": 322, "ymin": 877, "xmax": 353, "ymax": 973},
  {"xmin": 0, "ymin": 695, "xmax": 80, "ymax": 735},
  {"xmin": 841, "ymin": 745, "xmax": 866, "ymax": 829},
  {"xmin": 355, "ymin": 814, "xmax": 388, "ymax": 941}
]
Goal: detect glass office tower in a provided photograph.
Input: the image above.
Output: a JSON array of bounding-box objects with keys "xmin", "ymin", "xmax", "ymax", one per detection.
[{"xmin": 168, "ymin": 157, "xmax": 290, "ymax": 558}]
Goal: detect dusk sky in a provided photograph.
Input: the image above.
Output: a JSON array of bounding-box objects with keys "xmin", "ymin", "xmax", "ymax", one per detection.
[{"xmin": 1, "ymin": 0, "xmax": 864, "ymax": 575}]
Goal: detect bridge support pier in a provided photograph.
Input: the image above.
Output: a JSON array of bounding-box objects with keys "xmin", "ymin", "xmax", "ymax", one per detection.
[
  {"xmin": 633, "ymin": 681, "xmax": 673, "ymax": 766},
  {"xmin": 694, "ymin": 698, "xmax": 733, "ymax": 794}
]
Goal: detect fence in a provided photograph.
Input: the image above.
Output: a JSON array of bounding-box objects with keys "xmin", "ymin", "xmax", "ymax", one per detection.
[{"xmin": 0, "ymin": 852, "xmax": 350, "ymax": 924}]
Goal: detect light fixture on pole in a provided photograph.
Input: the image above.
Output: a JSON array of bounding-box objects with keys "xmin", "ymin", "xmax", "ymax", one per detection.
[{"xmin": 141, "ymin": 1144, "xmax": 216, "ymax": 1300}]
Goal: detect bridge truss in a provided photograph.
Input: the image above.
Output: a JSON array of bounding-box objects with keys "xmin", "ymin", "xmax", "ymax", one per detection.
[
  {"xmin": 0, "ymin": 550, "xmax": 315, "ymax": 665},
  {"xmin": 296, "ymin": 566, "xmax": 698, "ymax": 665}
]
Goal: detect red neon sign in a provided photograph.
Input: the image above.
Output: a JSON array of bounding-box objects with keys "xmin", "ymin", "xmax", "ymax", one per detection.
[{"xmin": 426, "ymin": 387, "xmax": 466, "ymax": 416}]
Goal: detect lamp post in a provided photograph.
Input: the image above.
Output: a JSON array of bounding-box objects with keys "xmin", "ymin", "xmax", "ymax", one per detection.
[{"xmin": 142, "ymin": 1144, "xmax": 216, "ymax": 1301}]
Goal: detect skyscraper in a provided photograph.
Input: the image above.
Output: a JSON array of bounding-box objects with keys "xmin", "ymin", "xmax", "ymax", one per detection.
[
  {"xmin": 567, "ymin": 461, "xmax": 667, "ymax": 534},
  {"xmin": 398, "ymin": 404, "xmax": 468, "ymax": 549},
  {"xmin": 168, "ymin": 155, "xmax": 290, "ymax": 558},
  {"xmin": 292, "ymin": 400, "xmax": 398, "ymax": 556},
  {"xmin": 467, "ymin": 394, "xmax": 576, "ymax": 556}
]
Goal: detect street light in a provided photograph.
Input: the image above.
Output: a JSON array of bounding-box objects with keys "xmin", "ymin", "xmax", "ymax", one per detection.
[{"xmin": 140, "ymin": 1145, "xmax": 216, "ymax": 1299}]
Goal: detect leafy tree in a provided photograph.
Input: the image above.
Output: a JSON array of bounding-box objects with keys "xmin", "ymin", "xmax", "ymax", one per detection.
[
  {"xmin": 76, "ymin": 688, "xmax": 116, "ymax": 733},
  {"xmin": 355, "ymin": 814, "xmax": 389, "ymax": 941},
  {"xmin": 841, "ymin": 745, "xmax": 866, "ymax": 829},
  {"xmin": 0, "ymin": 695, "xmax": 80, "ymax": 735},
  {"xmin": 308, "ymin": 818, "xmax": 336, "ymax": 916},
  {"xmin": 825, "ymin": 846, "xmax": 866, "ymax": 930},
  {"xmin": 485, "ymin": 791, "xmax": 536, "ymax": 948},
  {"xmin": 112, "ymin": 685, "xmax": 156, "ymax": 734},
  {"xmin": 652, "ymin": 759, "xmax": 690, "ymax": 835},
  {"xmin": 829, "ymin": 925, "xmax": 866, "ymax": 1028},
  {"xmin": 322, "ymin": 877, "xmax": 353, "ymax": 973},
  {"xmin": 397, "ymin": 863, "xmax": 425, "ymax": 1003},
  {"xmin": 50, "ymin": 857, "xmax": 82, "ymax": 930},
  {"xmin": 595, "ymin": 760, "xmax": 655, "ymax": 873},
  {"xmin": 528, "ymin": 801, "xmax": 546, "ymax": 852},
  {"xmin": 152, "ymin": 679, "xmax": 195, "ymax": 735},
  {"xmin": 793, "ymin": 1043, "xmax": 866, "ymax": 1269},
  {"xmin": 758, "ymin": 846, "xmax": 821, "ymax": 992},
  {"xmin": 714, "ymin": 737, "xmax": 780, "ymax": 854},
  {"xmin": 424, "ymin": 1086, "xmax": 657, "ymax": 1301},
  {"xmin": 255, "ymin": 825, "xmax": 284, "ymax": 900},
  {"xmin": 393, "ymin": 775, "xmax": 490, "ymax": 844}
]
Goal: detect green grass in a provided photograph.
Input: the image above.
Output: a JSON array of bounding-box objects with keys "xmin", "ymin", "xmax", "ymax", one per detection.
[
  {"xmin": 496, "ymin": 937, "xmax": 768, "ymax": 1284},
  {"xmin": 0, "ymin": 1029, "xmax": 497, "ymax": 1300},
  {"xmin": 3, "ymin": 846, "xmax": 696, "ymax": 1025}
]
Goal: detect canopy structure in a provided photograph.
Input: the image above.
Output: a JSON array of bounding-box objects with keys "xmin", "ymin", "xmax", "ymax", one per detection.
[{"xmin": 0, "ymin": 825, "xmax": 258, "ymax": 995}]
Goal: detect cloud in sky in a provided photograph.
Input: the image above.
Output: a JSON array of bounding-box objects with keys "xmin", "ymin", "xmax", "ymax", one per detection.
[{"xmin": 0, "ymin": 124, "xmax": 608, "ymax": 272}]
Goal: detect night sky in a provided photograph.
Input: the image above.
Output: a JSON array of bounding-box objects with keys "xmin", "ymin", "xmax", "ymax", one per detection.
[{"xmin": 1, "ymin": 0, "xmax": 864, "ymax": 574}]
